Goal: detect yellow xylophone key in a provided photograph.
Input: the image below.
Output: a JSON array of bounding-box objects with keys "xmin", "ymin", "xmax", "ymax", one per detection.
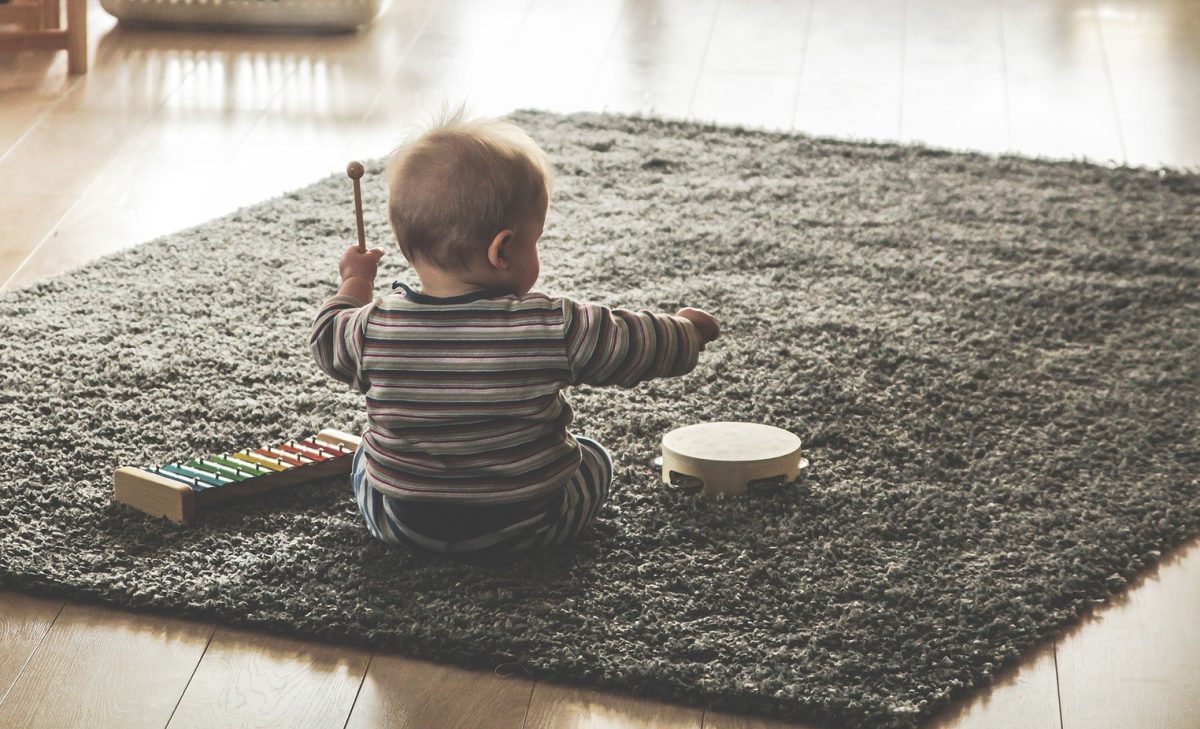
[{"xmin": 232, "ymin": 450, "xmax": 288, "ymax": 472}]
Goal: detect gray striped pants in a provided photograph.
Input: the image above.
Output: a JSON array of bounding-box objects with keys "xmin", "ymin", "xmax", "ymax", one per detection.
[{"xmin": 351, "ymin": 437, "xmax": 613, "ymax": 560}]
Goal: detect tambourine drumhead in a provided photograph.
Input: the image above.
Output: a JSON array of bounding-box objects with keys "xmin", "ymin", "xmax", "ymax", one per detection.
[
  {"xmin": 662, "ymin": 421, "xmax": 801, "ymax": 463},
  {"xmin": 661, "ymin": 422, "xmax": 805, "ymax": 495}
]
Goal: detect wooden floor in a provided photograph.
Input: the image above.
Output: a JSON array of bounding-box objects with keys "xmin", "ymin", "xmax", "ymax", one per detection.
[{"xmin": 2, "ymin": 0, "xmax": 1199, "ymax": 726}]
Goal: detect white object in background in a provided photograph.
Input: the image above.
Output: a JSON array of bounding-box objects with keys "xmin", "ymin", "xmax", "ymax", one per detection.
[{"xmin": 99, "ymin": 0, "xmax": 388, "ymax": 32}]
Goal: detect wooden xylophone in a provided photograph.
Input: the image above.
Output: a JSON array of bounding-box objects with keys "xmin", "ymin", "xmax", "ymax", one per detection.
[{"xmin": 113, "ymin": 429, "xmax": 362, "ymax": 523}]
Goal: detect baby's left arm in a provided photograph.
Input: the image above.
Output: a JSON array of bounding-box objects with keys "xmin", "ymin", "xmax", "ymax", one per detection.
[{"xmin": 562, "ymin": 299, "xmax": 704, "ymax": 388}]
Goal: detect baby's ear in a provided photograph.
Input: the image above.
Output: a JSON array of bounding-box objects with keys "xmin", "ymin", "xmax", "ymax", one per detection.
[{"xmin": 487, "ymin": 229, "xmax": 514, "ymax": 270}]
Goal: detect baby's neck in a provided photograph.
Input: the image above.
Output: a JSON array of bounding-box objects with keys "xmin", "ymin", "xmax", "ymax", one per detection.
[{"xmin": 414, "ymin": 263, "xmax": 509, "ymax": 298}]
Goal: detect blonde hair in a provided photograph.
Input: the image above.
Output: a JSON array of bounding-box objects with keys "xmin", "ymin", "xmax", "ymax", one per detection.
[{"xmin": 385, "ymin": 106, "xmax": 553, "ymax": 271}]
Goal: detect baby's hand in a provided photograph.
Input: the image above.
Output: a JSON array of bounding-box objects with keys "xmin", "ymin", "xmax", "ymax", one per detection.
[
  {"xmin": 339, "ymin": 245, "xmax": 385, "ymax": 283},
  {"xmin": 675, "ymin": 307, "xmax": 721, "ymax": 349}
]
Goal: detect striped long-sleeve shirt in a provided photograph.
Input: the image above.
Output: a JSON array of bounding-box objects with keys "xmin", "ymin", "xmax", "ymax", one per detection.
[{"xmin": 310, "ymin": 282, "xmax": 701, "ymax": 504}]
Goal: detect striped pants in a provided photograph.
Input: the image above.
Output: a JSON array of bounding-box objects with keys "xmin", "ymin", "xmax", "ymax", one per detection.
[{"xmin": 351, "ymin": 437, "xmax": 613, "ymax": 560}]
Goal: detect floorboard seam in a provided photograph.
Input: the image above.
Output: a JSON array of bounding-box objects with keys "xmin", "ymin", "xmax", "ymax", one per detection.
[
  {"xmin": 521, "ymin": 680, "xmax": 540, "ymax": 729},
  {"xmin": 1089, "ymin": 0, "xmax": 1127, "ymax": 164},
  {"xmin": 162, "ymin": 624, "xmax": 216, "ymax": 728},
  {"xmin": 684, "ymin": 0, "xmax": 723, "ymax": 119},
  {"xmin": 1053, "ymin": 640, "xmax": 1065, "ymax": 729},
  {"xmin": 340, "ymin": 651, "xmax": 375, "ymax": 729},
  {"xmin": 0, "ymin": 597, "xmax": 67, "ymax": 709}
]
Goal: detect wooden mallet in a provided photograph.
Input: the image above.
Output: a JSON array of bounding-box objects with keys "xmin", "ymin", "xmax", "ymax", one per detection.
[{"xmin": 346, "ymin": 160, "xmax": 366, "ymax": 253}]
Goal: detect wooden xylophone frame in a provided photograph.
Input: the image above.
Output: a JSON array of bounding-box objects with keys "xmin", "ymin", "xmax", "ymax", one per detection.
[{"xmin": 113, "ymin": 429, "xmax": 362, "ymax": 523}]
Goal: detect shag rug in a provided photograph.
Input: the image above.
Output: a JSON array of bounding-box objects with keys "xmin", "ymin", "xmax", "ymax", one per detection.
[{"xmin": 2, "ymin": 109, "xmax": 1198, "ymax": 729}]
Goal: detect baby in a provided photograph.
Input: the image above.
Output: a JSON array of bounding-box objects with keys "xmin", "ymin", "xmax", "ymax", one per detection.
[{"xmin": 310, "ymin": 109, "xmax": 720, "ymax": 560}]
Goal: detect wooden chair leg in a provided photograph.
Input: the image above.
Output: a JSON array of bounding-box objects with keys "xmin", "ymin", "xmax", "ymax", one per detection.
[
  {"xmin": 65, "ymin": 0, "xmax": 85, "ymax": 73},
  {"xmin": 41, "ymin": 0, "xmax": 60, "ymax": 30}
]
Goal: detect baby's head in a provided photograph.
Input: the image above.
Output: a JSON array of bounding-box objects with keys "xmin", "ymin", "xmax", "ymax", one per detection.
[{"xmin": 385, "ymin": 108, "xmax": 553, "ymax": 296}]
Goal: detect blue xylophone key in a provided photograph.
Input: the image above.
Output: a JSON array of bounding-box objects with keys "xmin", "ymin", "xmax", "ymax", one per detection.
[
  {"xmin": 160, "ymin": 464, "xmax": 227, "ymax": 490},
  {"xmin": 150, "ymin": 466, "xmax": 197, "ymax": 489},
  {"xmin": 187, "ymin": 459, "xmax": 254, "ymax": 481}
]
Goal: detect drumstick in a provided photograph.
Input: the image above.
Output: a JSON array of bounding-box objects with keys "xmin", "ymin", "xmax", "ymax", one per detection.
[{"xmin": 346, "ymin": 161, "xmax": 366, "ymax": 253}]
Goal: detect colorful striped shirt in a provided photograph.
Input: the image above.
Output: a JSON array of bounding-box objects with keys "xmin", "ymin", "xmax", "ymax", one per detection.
[{"xmin": 310, "ymin": 282, "xmax": 701, "ymax": 504}]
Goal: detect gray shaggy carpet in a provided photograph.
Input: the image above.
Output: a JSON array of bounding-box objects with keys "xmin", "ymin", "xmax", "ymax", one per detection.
[{"xmin": 1, "ymin": 109, "xmax": 1198, "ymax": 729}]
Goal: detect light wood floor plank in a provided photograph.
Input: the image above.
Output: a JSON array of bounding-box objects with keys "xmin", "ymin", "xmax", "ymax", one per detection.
[
  {"xmin": 703, "ymin": 640, "xmax": 1062, "ymax": 729},
  {"xmin": 344, "ymin": 654, "xmax": 532, "ymax": 729},
  {"xmin": 0, "ymin": 108, "xmax": 135, "ymax": 198},
  {"xmin": 701, "ymin": 0, "xmax": 812, "ymax": 76},
  {"xmin": 166, "ymin": 625, "xmax": 370, "ymax": 729},
  {"xmin": 901, "ymin": 0, "xmax": 1011, "ymax": 154},
  {"xmin": 0, "ymin": 602, "xmax": 213, "ymax": 729},
  {"xmin": 52, "ymin": 31, "xmax": 194, "ymax": 117},
  {"xmin": 590, "ymin": 0, "xmax": 720, "ymax": 118},
  {"xmin": 601, "ymin": 0, "xmax": 720, "ymax": 73},
  {"xmin": 0, "ymin": 193, "xmax": 76, "ymax": 290},
  {"xmin": 343, "ymin": 0, "xmax": 513, "ymax": 162},
  {"xmin": 525, "ymin": 682, "xmax": 705, "ymax": 729},
  {"xmin": 691, "ymin": 71, "xmax": 800, "ymax": 131},
  {"xmin": 692, "ymin": 0, "xmax": 811, "ymax": 130},
  {"xmin": 1095, "ymin": 0, "xmax": 1200, "ymax": 168},
  {"xmin": 0, "ymin": 591, "xmax": 64, "ymax": 706},
  {"xmin": 0, "ymin": 107, "xmax": 263, "ymax": 291},
  {"xmin": 703, "ymin": 707, "xmax": 823, "ymax": 729},
  {"xmin": 0, "ymin": 98, "xmax": 54, "ymax": 163},
  {"xmin": 500, "ymin": 0, "xmax": 625, "ymax": 114},
  {"xmin": 1056, "ymin": 537, "xmax": 1200, "ymax": 729},
  {"xmin": 591, "ymin": 59, "xmax": 705, "ymax": 120},
  {"xmin": 1001, "ymin": 0, "xmax": 1125, "ymax": 162},
  {"xmin": 794, "ymin": 0, "xmax": 906, "ymax": 141},
  {"xmin": 925, "ymin": 642, "xmax": 1061, "ymax": 729},
  {"xmin": 400, "ymin": 0, "xmax": 535, "ymax": 82},
  {"xmin": 0, "ymin": 114, "xmax": 129, "ymax": 283}
]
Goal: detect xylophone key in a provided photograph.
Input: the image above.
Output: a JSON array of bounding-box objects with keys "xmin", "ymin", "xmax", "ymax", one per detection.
[
  {"xmin": 233, "ymin": 451, "xmax": 288, "ymax": 472},
  {"xmin": 149, "ymin": 466, "xmax": 198, "ymax": 488},
  {"xmin": 159, "ymin": 464, "xmax": 229, "ymax": 489},
  {"xmin": 263, "ymin": 447, "xmax": 312, "ymax": 467},
  {"xmin": 301, "ymin": 439, "xmax": 347, "ymax": 458},
  {"xmin": 187, "ymin": 459, "xmax": 255, "ymax": 481},
  {"xmin": 209, "ymin": 454, "xmax": 272, "ymax": 477},
  {"xmin": 279, "ymin": 441, "xmax": 329, "ymax": 461},
  {"xmin": 254, "ymin": 447, "xmax": 305, "ymax": 468}
]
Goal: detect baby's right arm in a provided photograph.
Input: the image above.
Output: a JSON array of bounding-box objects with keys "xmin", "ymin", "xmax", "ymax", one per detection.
[
  {"xmin": 562, "ymin": 299, "xmax": 719, "ymax": 388},
  {"xmin": 309, "ymin": 297, "xmax": 372, "ymax": 391},
  {"xmin": 308, "ymin": 245, "xmax": 384, "ymax": 392}
]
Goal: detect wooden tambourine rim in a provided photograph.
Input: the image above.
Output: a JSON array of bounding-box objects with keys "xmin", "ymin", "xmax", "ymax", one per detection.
[{"xmin": 659, "ymin": 421, "xmax": 805, "ymax": 496}]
